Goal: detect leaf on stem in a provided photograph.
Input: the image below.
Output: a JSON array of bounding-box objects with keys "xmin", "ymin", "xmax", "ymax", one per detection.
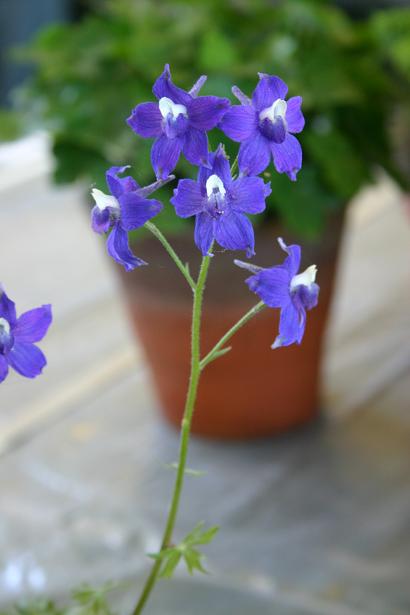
[
  {"xmin": 213, "ymin": 346, "xmax": 232, "ymax": 360},
  {"xmin": 149, "ymin": 522, "xmax": 220, "ymax": 579},
  {"xmin": 72, "ymin": 582, "xmax": 118, "ymax": 614},
  {"xmin": 201, "ymin": 346, "xmax": 232, "ymax": 369}
]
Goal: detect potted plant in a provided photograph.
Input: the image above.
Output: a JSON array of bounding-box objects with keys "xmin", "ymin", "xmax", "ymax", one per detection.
[{"xmin": 14, "ymin": 0, "xmax": 410, "ymax": 437}]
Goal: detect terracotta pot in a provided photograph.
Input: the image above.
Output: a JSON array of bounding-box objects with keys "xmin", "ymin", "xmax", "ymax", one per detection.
[{"xmin": 119, "ymin": 215, "xmax": 344, "ymax": 439}]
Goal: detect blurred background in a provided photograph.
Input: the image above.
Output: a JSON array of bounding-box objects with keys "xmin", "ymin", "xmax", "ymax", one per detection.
[{"xmin": 0, "ymin": 0, "xmax": 410, "ymax": 613}]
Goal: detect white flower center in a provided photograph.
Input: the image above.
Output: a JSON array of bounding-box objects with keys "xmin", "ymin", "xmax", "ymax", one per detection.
[
  {"xmin": 206, "ymin": 174, "xmax": 226, "ymax": 199},
  {"xmin": 0, "ymin": 317, "xmax": 10, "ymax": 335},
  {"xmin": 259, "ymin": 98, "xmax": 287, "ymax": 125},
  {"xmin": 91, "ymin": 188, "xmax": 119, "ymax": 212},
  {"xmin": 159, "ymin": 97, "xmax": 188, "ymax": 120},
  {"xmin": 290, "ymin": 265, "xmax": 317, "ymax": 291}
]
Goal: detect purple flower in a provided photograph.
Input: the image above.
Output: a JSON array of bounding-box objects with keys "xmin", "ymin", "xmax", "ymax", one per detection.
[
  {"xmin": 91, "ymin": 166, "xmax": 170, "ymax": 271},
  {"xmin": 127, "ymin": 64, "xmax": 230, "ymax": 179},
  {"xmin": 170, "ymin": 146, "xmax": 271, "ymax": 257},
  {"xmin": 0, "ymin": 287, "xmax": 52, "ymax": 383},
  {"xmin": 219, "ymin": 74, "xmax": 305, "ymax": 180},
  {"xmin": 235, "ymin": 238, "xmax": 319, "ymax": 348}
]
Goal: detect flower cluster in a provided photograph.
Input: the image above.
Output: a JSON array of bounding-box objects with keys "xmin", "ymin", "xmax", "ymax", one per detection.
[
  {"xmin": 0, "ymin": 287, "xmax": 52, "ymax": 383},
  {"xmin": 89, "ymin": 64, "xmax": 318, "ymax": 348}
]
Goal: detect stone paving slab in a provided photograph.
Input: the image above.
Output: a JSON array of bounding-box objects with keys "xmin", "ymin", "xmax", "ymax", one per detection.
[{"xmin": 1, "ymin": 370, "xmax": 409, "ymax": 614}]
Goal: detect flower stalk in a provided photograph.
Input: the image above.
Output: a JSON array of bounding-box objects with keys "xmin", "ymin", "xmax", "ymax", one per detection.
[
  {"xmin": 131, "ymin": 251, "xmax": 267, "ymax": 614},
  {"xmin": 131, "ymin": 250, "xmax": 212, "ymax": 615},
  {"xmin": 200, "ymin": 300, "xmax": 266, "ymax": 369},
  {"xmin": 145, "ymin": 221, "xmax": 196, "ymax": 291}
]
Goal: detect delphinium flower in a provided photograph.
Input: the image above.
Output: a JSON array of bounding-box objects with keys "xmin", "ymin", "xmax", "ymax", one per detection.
[
  {"xmin": 91, "ymin": 166, "xmax": 172, "ymax": 271},
  {"xmin": 170, "ymin": 145, "xmax": 271, "ymax": 257},
  {"xmin": 219, "ymin": 74, "xmax": 305, "ymax": 180},
  {"xmin": 235, "ymin": 238, "xmax": 319, "ymax": 348},
  {"xmin": 127, "ymin": 64, "xmax": 230, "ymax": 179},
  {"xmin": 0, "ymin": 286, "xmax": 52, "ymax": 383}
]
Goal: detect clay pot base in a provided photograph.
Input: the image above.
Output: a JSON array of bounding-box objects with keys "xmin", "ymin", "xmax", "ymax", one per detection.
[{"xmin": 120, "ymin": 218, "xmax": 343, "ymax": 439}]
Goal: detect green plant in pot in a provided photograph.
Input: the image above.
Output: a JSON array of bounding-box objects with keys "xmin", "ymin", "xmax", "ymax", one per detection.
[{"xmin": 15, "ymin": 0, "xmax": 410, "ymax": 437}]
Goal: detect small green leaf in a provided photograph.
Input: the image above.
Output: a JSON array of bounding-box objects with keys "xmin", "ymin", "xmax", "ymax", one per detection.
[
  {"xmin": 214, "ymin": 347, "xmax": 231, "ymax": 359},
  {"xmin": 182, "ymin": 547, "xmax": 208, "ymax": 575},
  {"xmin": 71, "ymin": 581, "xmax": 117, "ymax": 614},
  {"xmin": 159, "ymin": 549, "xmax": 182, "ymax": 579},
  {"xmin": 182, "ymin": 522, "xmax": 220, "ymax": 547},
  {"xmin": 152, "ymin": 523, "xmax": 220, "ymax": 579}
]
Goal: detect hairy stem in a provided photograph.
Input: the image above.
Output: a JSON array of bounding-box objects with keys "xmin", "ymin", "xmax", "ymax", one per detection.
[
  {"xmin": 131, "ymin": 252, "xmax": 212, "ymax": 615},
  {"xmin": 145, "ymin": 221, "xmax": 196, "ymax": 291},
  {"xmin": 200, "ymin": 301, "xmax": 266, "ymax": 369}
]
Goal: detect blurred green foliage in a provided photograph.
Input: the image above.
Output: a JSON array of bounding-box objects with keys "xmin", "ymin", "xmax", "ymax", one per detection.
[
  {"xmin": 12, "ymin": 0, "xmax": 410, "ymax": 237},
  {"xmin": 0, "ymin": 582, "xmax": 117, "ymax": 615}
]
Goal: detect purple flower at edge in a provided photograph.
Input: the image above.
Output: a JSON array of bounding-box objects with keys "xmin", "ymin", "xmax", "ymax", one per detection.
[
  {"xmin": 235, "ymin": 238, "xmax": 319, "ymax": 348},
  {"xmin": 91, "ymin": 166, "xmax": 171, "ymax": 271},
  {"xmin": 170, "ymin": 145, "xmax": 271, "ymax": 258},
  {"xmin": 0, "ymin": 286, "xmax": 52, "ymax": 383},
  {"xmin": 127, "ymin": 64, "xmax": 230, "ymax": 179},
  {"xmin": 219, "ymin": 74, "xmax": 305, "ymax": 180}
]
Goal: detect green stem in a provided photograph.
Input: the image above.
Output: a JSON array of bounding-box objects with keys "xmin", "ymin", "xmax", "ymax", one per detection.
[
  {"xmin": 145, "ymin": 221, "xmax": 196, "ymax": 291},
  {"xmin": 131, "ymin": 252, "xmax": 213, "ymax": 615},
  {"xmin": 200, "ymin": 301, "xmax": 266, "ymax": 369}
]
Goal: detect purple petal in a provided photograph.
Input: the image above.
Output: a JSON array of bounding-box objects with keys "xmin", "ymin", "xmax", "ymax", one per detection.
[
  {"xmin": 163, "ymin": 114, "xmax": 189, "ymax": 139},
  {"xmin": 278, "ymin": 237, "xmax": 301, "ymax": 278},
  {"xmin": 0, "ymin": 287, "xmax": 17, "ymax": 325},
  {"xmin": 171, "ymin": 179, "xmax": 204, "ymax": 218},
  {"xmin": 285, "ymin": 96, "xmax": 305, "ymax": 134},
  {"xmin": 238, "ymin": 131, "xmax": 271, "ymax": 176},
  {"xmin": 13, "ymin": 305, "xmax": 52, "ymax": 343},
  {"xmin": 229, "ymin": 176, "xmax": 270, "ymax": 214},
  {"xmin": 0, "ymin": 355, "xmax": 8, "ymax": 383},
  {"xmin": 271, "ymin": 116, "xmax": 287, "ymax": 143},
  {"xmin": 119, "ymin": 193, "xmax": 163, "ymax": 231},
  {"xmin": 106, "ymin": 223, "xmax": 146, "ymax": 271},
  {"xmin": 127, "ymin": 102, "xmax": 163, "ymax": 138},
  {"xmin": 91, "ymin": 205, "xmax": 111, "ymax": 234},
  {"xmin": 209, "ymin": 145, "xmax": 232, "ymax": 186},
  {"xmin": 246, "ymin": 266, "xmax": 291, "ymax": 308},
  {"xmin": 194, "ymin": 212, "xmax": 214, "ymax": 256},
  {"xmin": 197, "ymin": 164, "xmax": 212, "ymax": 189},
  {"xmin": 271, "ymin": 133, "xmax": 302, "ymax": 181},
  {"xmin": 273, "ymin": 297, "xmax": 306, "ymax": 348},
  {"xmin": 189, "ymin": 75, "xmax": 207, "ymax": 98},
  {"xmin": 151, "ymin": 135, "xmax": 183, "ymax": 179},
  {"xmin": 297, "ymin": 283, "xmax": 320, "ymax": 311},
  {"xmin": 188, "ymin": 96, "xmax": 230, "ymax": 131},
  {"xmin": 182, "ymin": 128, "xmax": 209, "ymax": 167},
  {"xmin": 152, "ymin": 64, "xmax": 191, "ymax": 106},
  {"xmin": 197, "ymin": 146, "xmax": 229, "ymax": 188},
  {"xmin": 8, "ymin": 341, "xmax": 47, "ymax": 378},
  {"xmin": 0, "ymin": 323, "xmax": 13, "ymax": 353},
  {"xmin": 219, "ymin": 105, "xmax": 257, "ymax": 142},
  {"xmin": 214, "ymin": 211, "xmax": 255, "ymax": 257},
  {"xmin": 106, "ymin": 166, "xmax": 139, "ymax": 198},
  {"xmin": 252, "ymin": 75, "xmax": 288, "ymax": 111},
  {"xmin": 232, "ymin": 85, "xmax": 251, "ymax": 106}
]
